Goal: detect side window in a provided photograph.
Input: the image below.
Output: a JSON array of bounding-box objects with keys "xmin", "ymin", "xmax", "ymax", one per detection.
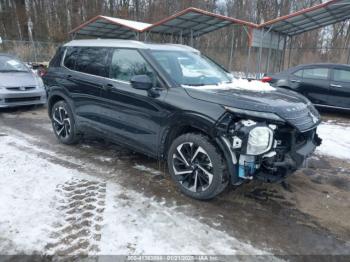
[
  {"xmin": 75, "ymin": 47, "xmax": 109, "ymax": 77},
  {"xmin": 333, "ymin": 69, "xmax": 350, "ymax": 82},
  {"xmin": 50, "ymin": 46, "xmax": 64, "ymax": 67},
  {"xmin": 109, "ymin": 49, "xmax": 156, "ymax": 83},
  {"xmin": 293, "ymin": 69, "xmax": 303, "ymax": 77},
  {"xmin": 303, "ymin": 68, "xmax": 329, "ymax": 80},
  {"xmin": 64, "ymin": 47, "xmax": 79, "ymax": 70}
]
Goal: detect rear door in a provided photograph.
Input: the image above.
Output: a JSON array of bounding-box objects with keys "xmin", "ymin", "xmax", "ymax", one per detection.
[
  {"xmin": 63, "ymin": 46, "xmax": 110, "ymax": 126},
  {"xmin": 328, "ymin": 67, "xmax": 350, "ymax": 109},
  {"xmin": 299, "ymin": 66, "xmax": 331, "ymax": 105}
]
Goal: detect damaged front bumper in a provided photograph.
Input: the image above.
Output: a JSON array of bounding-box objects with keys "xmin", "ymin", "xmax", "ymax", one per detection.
[
  {"xmin": 255, "ymin": 131, "xmax": 322, "ymax": 183},
  {"xmin": 215, "ymin": 113, "xmax": 322, "ymax": 185}
]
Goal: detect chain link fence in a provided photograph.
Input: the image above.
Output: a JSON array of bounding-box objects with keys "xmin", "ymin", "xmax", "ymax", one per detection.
[
  {"xmin": 0, "ymin": 39, "xmax": 61, "ymax": 63},
  {"xmin": 0, "ymin": 39, "xmax": 349, "ymax": 77}
]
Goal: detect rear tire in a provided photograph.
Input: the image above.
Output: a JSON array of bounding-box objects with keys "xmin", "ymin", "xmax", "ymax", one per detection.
[
  {"xmin": 167, "ymin": 133, "xmax": 228, "ymax": 200},
  {"xmin": 51, "ymin": 100, "xmax": 80, "ymax": 145}
]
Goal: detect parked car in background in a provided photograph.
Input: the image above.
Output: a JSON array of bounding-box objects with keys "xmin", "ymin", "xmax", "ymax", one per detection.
[
  {"xmin": 44, "ymin": 39, "xmax": 321, "ymax": 200},
  {"xmin": 0, "ymin": 54, "xmax": 47, "ymax": 108},
  {"xmin": 263, "ymin": 64, "xmax": 350, "ymax": 111}
]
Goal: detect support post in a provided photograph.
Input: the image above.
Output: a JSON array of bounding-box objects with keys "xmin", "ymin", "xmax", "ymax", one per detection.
[
  {"xmin": 190, "ymin": 29, "xmax": 193, "ymax": 47},
  {"xmin": 266, "ymin": 32, "xmax": 273, "ymax": 73},
  {"xmin": 246, "ymin": 46, "xmax": 251, "ymax": 78},
  {"xmin": 288, "ymin": 36, "xmax": 293, "ymax": 68},
  {"xmin": 280, "ymin": 35, "xmax": 287, "ymax": 71},
  {"xmin": 243, "ymin": 26, "xmax": 252, "ymax": 78},
  {"xmin": 228, "ymin": 28, "xmax": 235, "ymax": 71},
  {"xmin": 257, "ymin": 29, "xmax": 265, "ymax": 77}
]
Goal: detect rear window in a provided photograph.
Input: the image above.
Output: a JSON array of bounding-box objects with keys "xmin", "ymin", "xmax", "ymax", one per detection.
[
  {"xmin": 63, "ymin": 47, "xmax": 79, "ymax": 70},
  {"xmin": 75, "ymin": 47, "xmax": 110, "ymax": 77},
  {"xmin": 333, "ymin": 69, "xmax": 350, "ymax": 82},
  {"xmin": 303, "ymin": 68, "xmax": 329, "ymax": 80}
]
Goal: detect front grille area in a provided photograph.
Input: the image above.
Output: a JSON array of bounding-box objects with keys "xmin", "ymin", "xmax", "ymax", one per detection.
[
  {"xmin": 275, "ymin": 126, "xmax": 316, "ymax": 152},
  {"xmin": 6, "ymin": 86, "xmax": 36, "ymax": 91},
  {"xmin": 4, "ymin": 96, "xmax": 41, "ymax": 103},
  {"xmin": 279, "ymin": 105, "xmax": 320, "ymax": 131}
]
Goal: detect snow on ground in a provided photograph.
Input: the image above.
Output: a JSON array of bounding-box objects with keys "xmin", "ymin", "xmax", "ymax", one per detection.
[
  {"xmin": 0, "ymin": 134, "xmax": 268, "ymax": 256},
  {"xmin": 316, "ymin": 121, "xmax": 350, "ymax": 160},
  {"xmin": 133, "ymin": 164, "xmax": 162, "ymax": 175}
]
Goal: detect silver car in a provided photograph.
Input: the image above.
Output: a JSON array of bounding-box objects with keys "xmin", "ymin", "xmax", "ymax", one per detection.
[{"xmin": 0, "ymin": 54, "xmax": 47, "ymax": 108}]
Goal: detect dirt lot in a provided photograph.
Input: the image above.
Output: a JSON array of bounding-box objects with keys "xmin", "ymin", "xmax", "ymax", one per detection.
[{"xmin": 0, "ymin": 106, "xmax": 350, "ymax": 257}]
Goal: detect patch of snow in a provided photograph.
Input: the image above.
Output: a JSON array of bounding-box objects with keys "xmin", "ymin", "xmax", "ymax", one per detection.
[
  {"xmin": 133, "ymin": 164, "xmax": 162, "ymax": 175},
  {"xmin": 94, "ymin": 155, "xmax": 114, "ymax": 163},
  {"xmin": 100, "ymin": 16, "xmax": 151, "ymax": 31},
  {"xmin": 0, "ymin": 134, "xmax": 270, "ymax": 256},
  {"xmin": 0, "ymin": 137, "xmax": 77, "ymax": 254},
  {"xmin": 183, "ymin": 78, "xmax": 276, "ymax": 92},
  {"xmin": 316, "ymin": 122, "xmax": 350, "ymax": 160}
]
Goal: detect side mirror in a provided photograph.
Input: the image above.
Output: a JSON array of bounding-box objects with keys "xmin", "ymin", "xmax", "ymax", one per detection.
[{"xmin": 130, "ymin": 75, "xmax": 153, "ymax": 90}]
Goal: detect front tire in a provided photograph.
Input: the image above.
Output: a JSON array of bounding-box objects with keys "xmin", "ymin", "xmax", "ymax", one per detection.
[
  {"xmin": 167, "ymin": 133, "xmax": 228, "ymax": 200},
  {"xmin": 51, "ymin": 100, "xmax": 80, "ymax": 145}
]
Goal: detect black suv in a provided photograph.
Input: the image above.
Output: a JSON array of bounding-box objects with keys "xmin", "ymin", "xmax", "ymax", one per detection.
[
  {"xmin": 264, "ymin": 64, "xmax": 350, "ymax": 111},
  {"xmin": 44, "ymin": 39, "xmax": 322, "ymax": 200}
]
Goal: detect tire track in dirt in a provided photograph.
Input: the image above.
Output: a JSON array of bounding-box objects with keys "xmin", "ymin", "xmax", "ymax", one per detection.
[{"xmin": 46, "ymin": 179, "xmax": 106, "ymax": 255}]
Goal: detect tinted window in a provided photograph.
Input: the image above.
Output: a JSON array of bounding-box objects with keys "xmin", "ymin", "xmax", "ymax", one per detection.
[
  {"xmin": 334, "ymin": 69, "xmax": 350, "ymax": 82},
  {"xmin": 303, "ymin": 68, "xmax": 329, "ymax": 80},
  {"xmin": 63, "ymin": 47, "xmax": 79, "ymax": 70},
  {"xmin": 50, "ymin": 46, "xmax": 64, "ymax": 67},
  {"xmin": 293, "ymin": 69, "xmax": 303, "ymax": 77},
  {"xmin": 75, "ymin": 47, "xmax": 109, "ymax": 77},
  {"xmin": 109, "ymin": 49, "xmax": 155, "ymax": 82}
]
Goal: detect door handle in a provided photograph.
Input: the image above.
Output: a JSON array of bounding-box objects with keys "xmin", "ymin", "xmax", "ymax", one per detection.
[
  {"xmin": 330, "ymin": 84, "xmax": 342, "ymax": 88},
  {"xmin": 102, "ymin": 83, "xmax": 113, "ymax": 91},
  {"xmin": 290, "ymin": 79, "xmax": 301, "ymax": 83}
]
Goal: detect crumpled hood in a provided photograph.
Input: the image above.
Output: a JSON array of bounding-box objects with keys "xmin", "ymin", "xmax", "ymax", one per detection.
[
  {"xmin": 0, "ymin": 72, "xmax": 37, "ymax": 87},
  {"xmin": 184, "ymin": 83, "xmax": 320, "ymax": 131}
]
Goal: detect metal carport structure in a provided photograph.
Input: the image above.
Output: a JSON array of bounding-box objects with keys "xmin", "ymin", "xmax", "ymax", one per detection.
[
  {"xmin": 69, "ymin": 0, "xmax": 350, "ymax": 77},
  {"xmin": 69, "ymin": 8, "xmax": 258, "ymax": 73},
  {"xmin": 256, "ymin": 0, "xmax": 350, "ymax": 75},
  {"xmin": 69, "ymin": 15, "xmax": 151, "ymax": 39}
]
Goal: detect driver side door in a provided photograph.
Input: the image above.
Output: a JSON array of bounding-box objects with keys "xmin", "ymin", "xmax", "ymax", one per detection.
[{"xmin": 99, "ymin": 48, "xmax": 168, "ymax": 157}]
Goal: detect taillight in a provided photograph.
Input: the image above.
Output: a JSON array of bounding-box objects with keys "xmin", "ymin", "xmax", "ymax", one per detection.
[
  {"xmin": 261, "ymin": 76, "xmax": 273, "ymax": 83},
  {"xmin": 38, "ymin": 69, "xmax": 47, "ymax": 77}
]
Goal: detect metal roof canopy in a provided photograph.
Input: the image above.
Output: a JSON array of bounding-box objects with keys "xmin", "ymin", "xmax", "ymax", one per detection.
[
  {"xmin": 69, "ymin": 15, "xmax": 151, "ymax": 39},
  {"xmin": 70, "ymin": 8, "xmax": 257, "ymax": 39},
  {"xmin": 144, "ymin": 7, "xmax": 256, "ymax": 37},
  {"xmin": 260, "ymin": 0, "xmax": 350, "ymax": 36}
]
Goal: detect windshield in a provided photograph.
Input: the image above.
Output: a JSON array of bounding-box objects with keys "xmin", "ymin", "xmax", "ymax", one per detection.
[
  {"xmin": 0, "ymin": 56, "xmax": 29, "ymax": 72},
  {"xmin": 150, "ymin": 50, "xmax": 231, "ymax": 86}
]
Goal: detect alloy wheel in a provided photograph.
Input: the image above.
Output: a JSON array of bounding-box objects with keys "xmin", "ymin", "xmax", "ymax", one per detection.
[
  {"xmin": 172, "ymin": 142, "xmax": 214, "ymax": 192},
  {"xmin": 52, "ymin": 106, "xmax": 71, "ymax": 139}
]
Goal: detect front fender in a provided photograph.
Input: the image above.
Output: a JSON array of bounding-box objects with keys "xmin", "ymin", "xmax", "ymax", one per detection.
[{"xmin": 159, "ymin": 111, "xmax": 217, "ymax": 158}]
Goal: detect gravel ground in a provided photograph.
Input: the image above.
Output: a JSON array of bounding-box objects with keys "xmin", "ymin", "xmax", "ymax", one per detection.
[{"xmin": 0, "ymin": 106, "xmax": 350, "ymax": 257}]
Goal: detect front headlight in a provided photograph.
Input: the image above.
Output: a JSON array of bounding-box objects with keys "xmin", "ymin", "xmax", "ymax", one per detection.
[
  {"xmin": 224, "ymin": 106, "xmax": 285, "ymax": 122},
  {"xmin": 247, "ymin": 127, "xmax": 273, "ymax": 155}
]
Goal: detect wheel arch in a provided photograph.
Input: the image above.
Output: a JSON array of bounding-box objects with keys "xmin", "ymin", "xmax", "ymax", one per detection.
[
  {"xmin": 160, "ymin": 112, "xmax": 218, "ymax": 159},
  {"xmin": 47, "ymin": 89, "xmax": 72, "ymax": 117}
]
